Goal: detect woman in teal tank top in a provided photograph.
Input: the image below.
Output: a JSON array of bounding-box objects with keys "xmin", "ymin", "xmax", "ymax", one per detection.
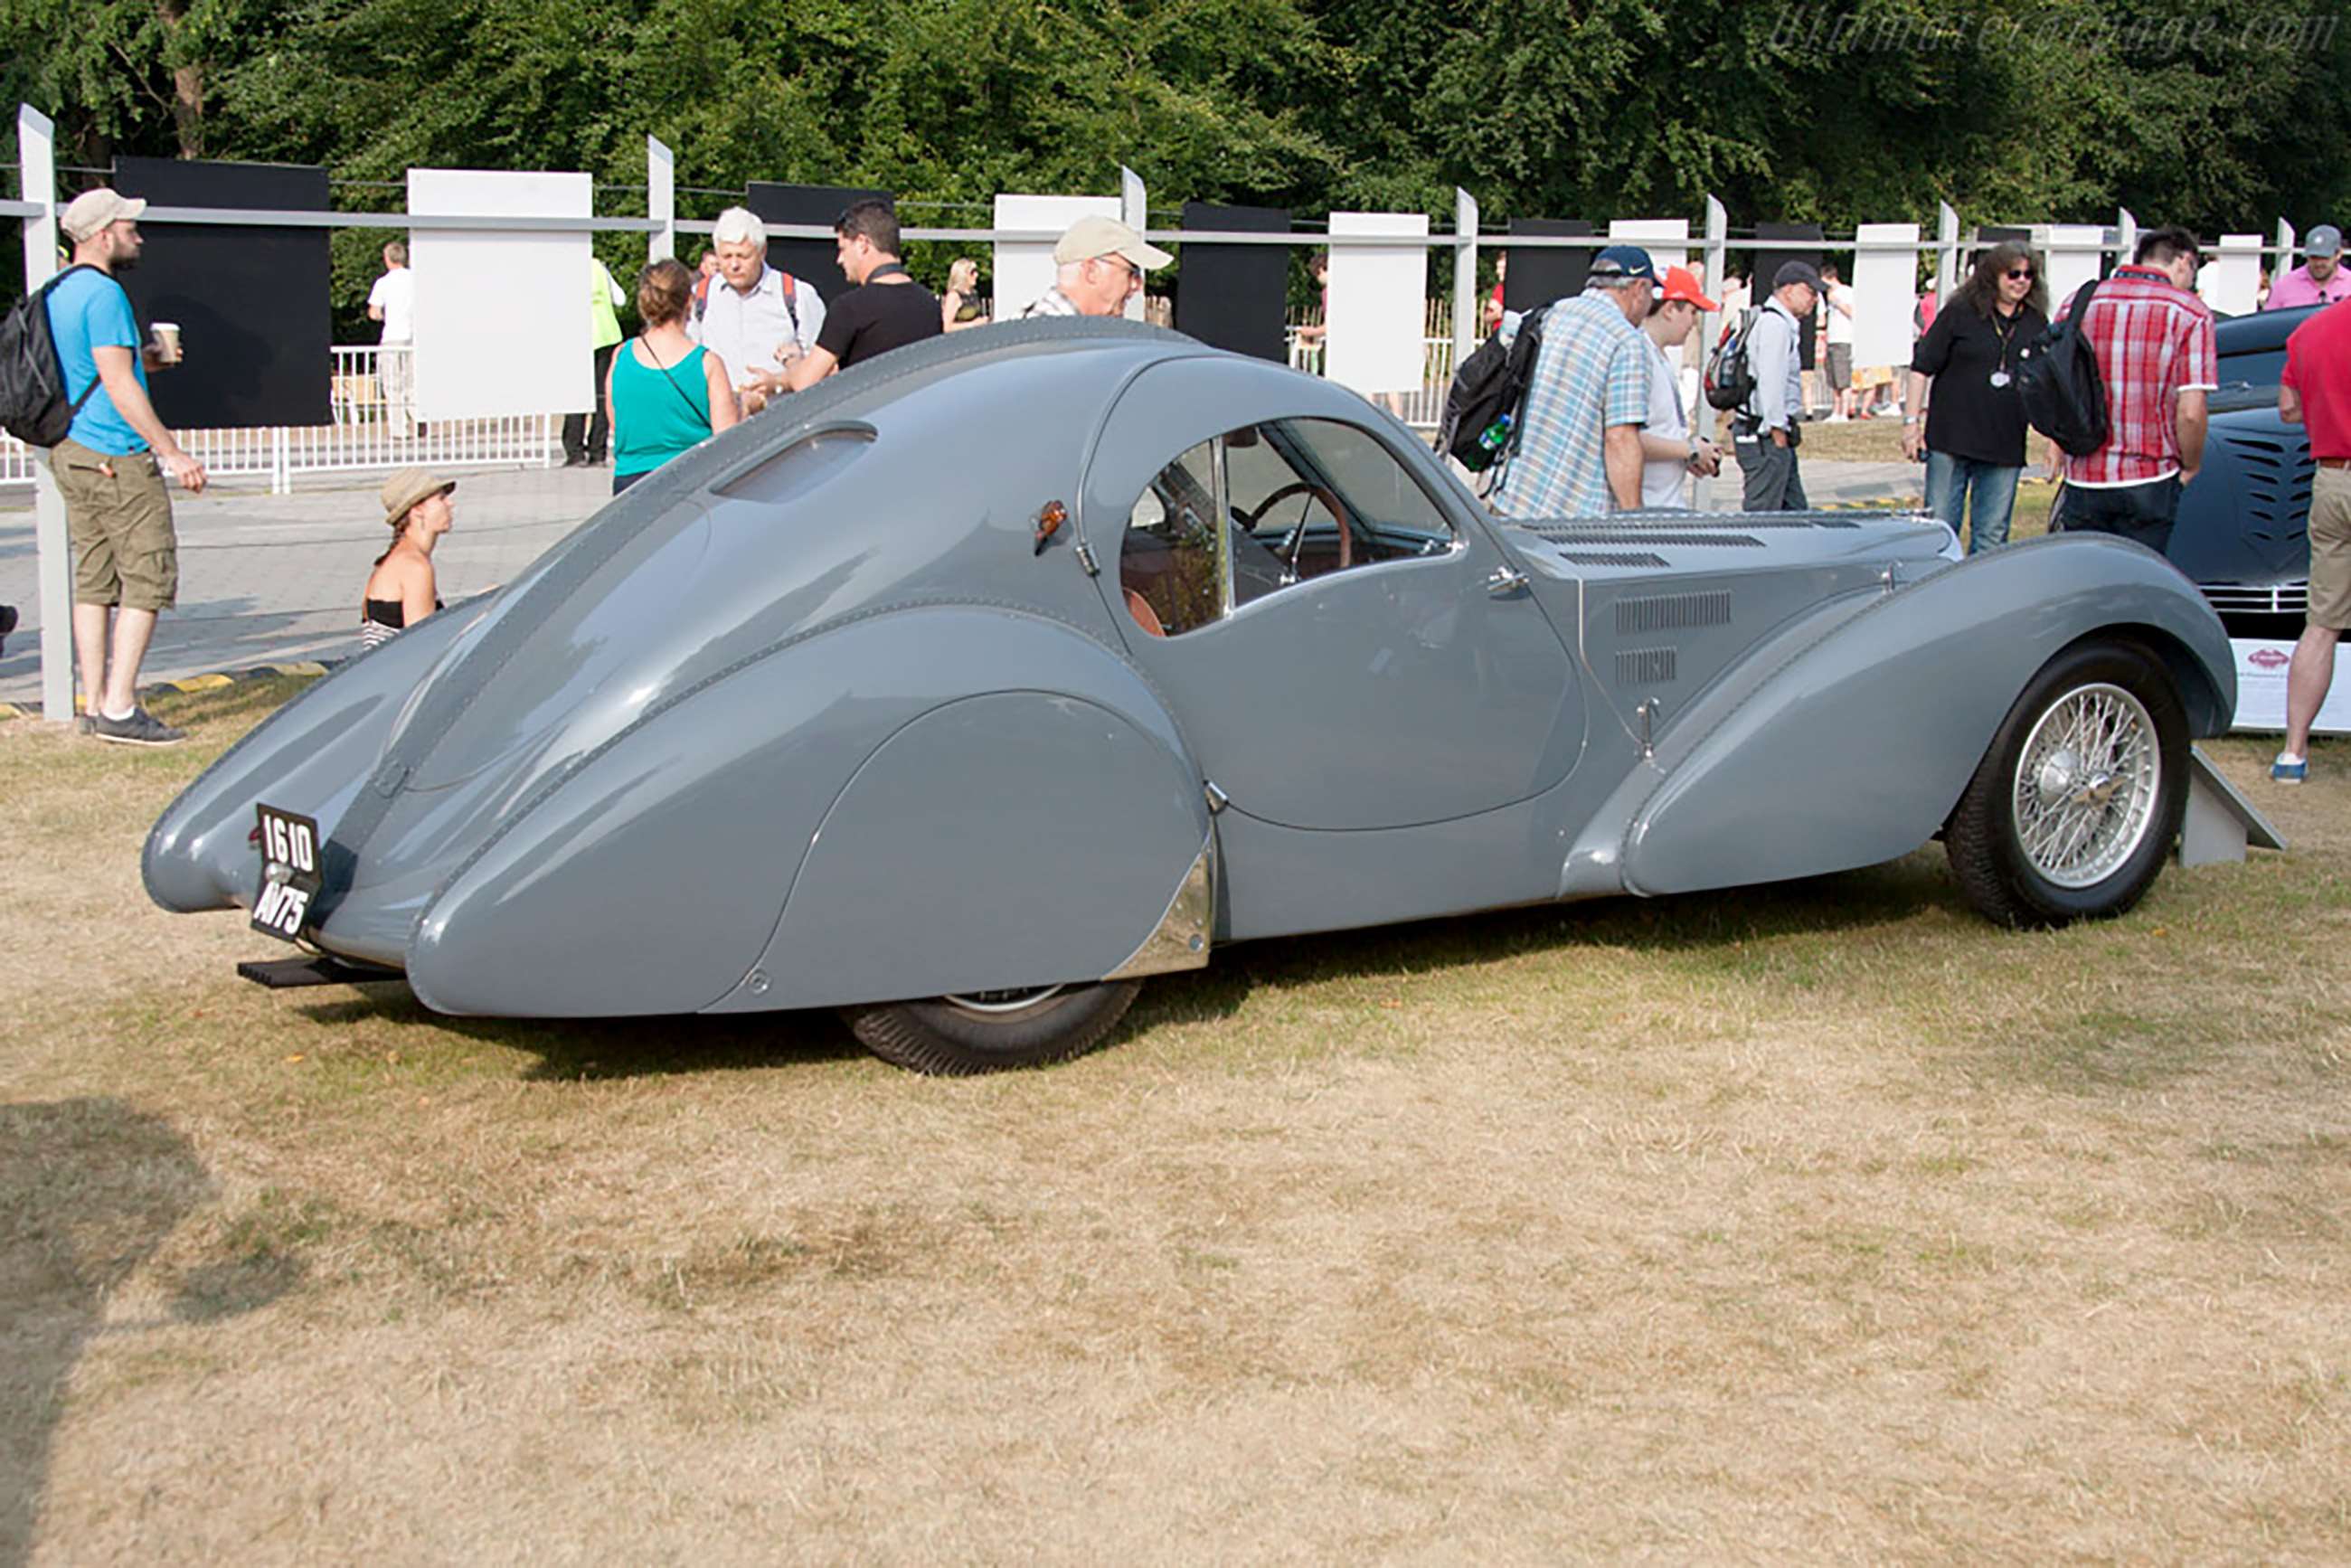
[{"xmin": 606, "ymin": 259, "xmax": 741, "ymax": 494}]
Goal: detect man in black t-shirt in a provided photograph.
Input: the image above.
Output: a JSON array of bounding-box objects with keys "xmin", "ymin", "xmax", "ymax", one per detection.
[{"xmin": 787, "ymin": 199, "xmax": 941, "ymax": 392}]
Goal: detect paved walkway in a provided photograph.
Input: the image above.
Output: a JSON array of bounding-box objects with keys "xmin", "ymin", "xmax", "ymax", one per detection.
[
  {"xmin": 0, "ymin": 458, "xmax": 1926, "ymax": 709},
  {"xmin": 0, "ymin": 467, "xmax": 609, "ymax": 708}
]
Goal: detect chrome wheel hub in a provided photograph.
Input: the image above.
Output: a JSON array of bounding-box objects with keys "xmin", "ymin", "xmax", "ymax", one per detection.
[
  {"xmin": 2012, "ymin": 683, "xmax": 2160, "ymax": 888},
  {"xmin": 940, "ymin": 984, "xmax": 1066, "ymax": 1016}
]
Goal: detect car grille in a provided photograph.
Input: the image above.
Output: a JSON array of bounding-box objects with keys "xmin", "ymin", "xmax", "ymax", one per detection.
[
  {"xmin": 2201, "ymin": 581, "xmax": 2309, "ymax": 615},
  {"xmin": 2214, "ymin": 428, "xmax": 2316, "ymax": 551}
]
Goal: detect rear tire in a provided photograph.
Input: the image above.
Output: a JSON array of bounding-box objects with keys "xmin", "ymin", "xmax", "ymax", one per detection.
[
  {"xmin": 1946, "ymin": 639, "xmax": 2187, "ymax": 929},
  {"xmin": 842, "ymin": 981, "xmax": 1144, "ymax": 1076}
]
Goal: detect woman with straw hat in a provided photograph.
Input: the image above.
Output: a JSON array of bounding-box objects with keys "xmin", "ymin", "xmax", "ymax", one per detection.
[{"xmin": 360, "ymin": 468, "xmax": 455, "ymax": 648}]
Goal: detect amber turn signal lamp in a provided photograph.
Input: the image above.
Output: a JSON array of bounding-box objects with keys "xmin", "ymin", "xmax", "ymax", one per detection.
[{"xmin": 1033, "ymin": 499, "xmax": 1068, "ymax": 556}]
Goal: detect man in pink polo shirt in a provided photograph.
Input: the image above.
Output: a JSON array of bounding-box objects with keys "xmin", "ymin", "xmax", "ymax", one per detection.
[
  {"xmin": 2270, "ymin": 298, "xmax": 2351, "ymax": 782},
  {"xmin": 2263, "ymin": 225, "xmax": 2351, "ymax": 313}
]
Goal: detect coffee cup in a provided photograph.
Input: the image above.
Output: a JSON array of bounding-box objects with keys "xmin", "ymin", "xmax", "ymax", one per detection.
[{"xmin": 150, "ymin": 322, "xmax": 182, "ymax": 364}]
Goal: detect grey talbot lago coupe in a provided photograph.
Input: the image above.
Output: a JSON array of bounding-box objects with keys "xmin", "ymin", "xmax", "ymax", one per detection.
[{"xmin": 146, "ymin": 318, "xmax": 2239, "ymax": 1074}]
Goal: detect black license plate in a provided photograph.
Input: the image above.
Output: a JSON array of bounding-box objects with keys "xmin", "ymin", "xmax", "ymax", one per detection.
[{"xmin": 251, "ymin": 804, "xmax": 324, "ymax": 942}]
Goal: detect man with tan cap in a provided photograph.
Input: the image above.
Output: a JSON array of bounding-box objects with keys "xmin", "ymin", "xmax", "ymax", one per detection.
[
  {"xmin": 49, "ymin": 187, "xmax": 207, "ymax": 745},
  {"xmin": 1022, "ymin": 216, "xmax": 1170, "ymax": 319}
]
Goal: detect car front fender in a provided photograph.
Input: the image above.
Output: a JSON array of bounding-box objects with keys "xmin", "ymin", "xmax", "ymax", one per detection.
[{"xmin": 1599, "ymin": 534, "xmax": 2233, "ymax": 899}]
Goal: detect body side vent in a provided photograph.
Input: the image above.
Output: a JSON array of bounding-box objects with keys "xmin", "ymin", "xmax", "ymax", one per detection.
[
  {"xmin": 1615, "ymin": 647, "xmax": 1679, "ymax": 685},
  {"xmin": 1617, "ymin": 590, "xmax": 1733, "ymax": 635}
]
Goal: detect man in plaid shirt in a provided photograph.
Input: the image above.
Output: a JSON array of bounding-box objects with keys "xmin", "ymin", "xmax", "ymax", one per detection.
[
  {"xmin": 1492, "ymin": 245, "xmax": 1657, "ymax": 519},
  {"xmin": 2052, "ymin": 225, "xmax": 2216, "ymax": 556}
]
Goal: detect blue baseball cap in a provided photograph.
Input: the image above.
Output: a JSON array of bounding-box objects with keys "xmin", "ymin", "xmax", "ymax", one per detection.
[{"xmin": 1588, "ymin": 244, "xmax": 1659, "ymax": 282}]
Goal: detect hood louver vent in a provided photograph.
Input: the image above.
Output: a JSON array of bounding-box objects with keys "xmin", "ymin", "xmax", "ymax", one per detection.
[{"xmin": 1559, "ymin": 550, "xmax": 1671, "ymax": 568}]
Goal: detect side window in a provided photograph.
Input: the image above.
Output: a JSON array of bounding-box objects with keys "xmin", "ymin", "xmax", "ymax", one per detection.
[
  {"xmin": 1119, "ymin": 440, "xmax": 1223, "ymax": 638},
  {"xmin": 1119, "ymin": 419, "xmax": 1458, "ymax": 638}
]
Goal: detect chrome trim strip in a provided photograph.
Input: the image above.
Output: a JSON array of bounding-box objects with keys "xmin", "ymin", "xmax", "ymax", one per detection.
[{"xmin": 1103, "ymin": 833, "xmax": 1214, "ymax": 980}]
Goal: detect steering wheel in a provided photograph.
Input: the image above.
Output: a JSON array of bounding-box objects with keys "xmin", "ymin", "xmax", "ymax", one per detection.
[{"xmin": 1242, "ymin": 481, "xmax": 1353, "ymax": 575}]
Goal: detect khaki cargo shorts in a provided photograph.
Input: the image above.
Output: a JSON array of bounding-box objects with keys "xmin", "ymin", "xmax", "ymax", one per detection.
[
  {"xmin": 55, "ymin": 438, "xmax": 178, "ymax": 611},
  {"xmin": 2309, "ymin": 466, "xmax": 2351, "ymax": 632}
]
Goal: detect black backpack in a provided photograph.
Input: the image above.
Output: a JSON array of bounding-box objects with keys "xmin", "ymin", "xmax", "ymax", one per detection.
[
  {"xmin": 2016, "ymin": 278, "xmax": 2110, "ymax": 456},
  {"xmin": 1438, "ymin": 304, "xmax": 1550, "ymax": 472},
  {"xmin": 1704, "ymin": 307, "xmax": 1759, "ymax": 411},
  {"xmin": 0, "ymin": 265, "xmax": 102, "ymax": 449}
]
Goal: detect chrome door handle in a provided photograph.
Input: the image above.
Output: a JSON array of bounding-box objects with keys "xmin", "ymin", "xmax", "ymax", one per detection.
[{"xmin": 1487, "ymin": 565, "xmax": 1530, "ymax": 597}]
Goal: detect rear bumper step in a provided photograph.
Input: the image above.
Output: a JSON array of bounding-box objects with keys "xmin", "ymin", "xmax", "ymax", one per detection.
[{"xmin": 237, "ymin": 954, "xmax": 405, "ymax": 989}]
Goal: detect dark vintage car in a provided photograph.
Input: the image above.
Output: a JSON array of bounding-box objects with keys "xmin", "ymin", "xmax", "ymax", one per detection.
[
  {"xmin": 147, "ymin": 319, "xmax": 2242, "ymax": 1075},
  {"xmin": 2168, "ymin": 303, "xmax": 2324, "ymax": 637}
]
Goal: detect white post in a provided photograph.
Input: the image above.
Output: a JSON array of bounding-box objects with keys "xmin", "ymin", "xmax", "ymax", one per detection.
[
  {"xmin": 2116, "ymin": 208, "xmax": 2138, "ymax": 272},
  {"xmin": 647, "ymin": 136, "xmax": 675, "ymax": 263},
  {"xmin": 20, "ymin": 104, "xmax": 71, "ymax": 723},
  {"xmin": 2276, "ymin": 217, "xmax": 2296, "ymax": 280},
  {"xmin": 1936, "ymin": 201, "xmax": 1960, "ymax": 305},
  {"xmin": 272, "ymin": 426, "xmax": 290, "ymax": 494},
  {"xmin": 1452, "ymin": 187, "xmax": 1478, "ymax": 364},
  {"xmin": 1119, "ymin": 166, "xmax": 1147, "ymax": 323},
  {"xmin": 1702, "ymin": 193, "xmax": 1727, "ymax": 339}
]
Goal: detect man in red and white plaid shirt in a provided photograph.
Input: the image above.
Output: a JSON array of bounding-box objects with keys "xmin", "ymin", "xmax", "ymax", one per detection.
[{"xmin": 2052, "ymin": 225, "xmax": 2217, "ymax": 557}]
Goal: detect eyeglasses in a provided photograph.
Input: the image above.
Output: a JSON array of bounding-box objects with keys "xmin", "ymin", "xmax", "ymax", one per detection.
[{"xmin": 2005, "ymin": 267, "xmax": 2036, "ymax": 280}]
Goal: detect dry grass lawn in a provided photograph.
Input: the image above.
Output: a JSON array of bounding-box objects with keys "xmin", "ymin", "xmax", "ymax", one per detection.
[{"xmin": 5, "ymin": 680, "xmax": 2348, "ymax": 1563}]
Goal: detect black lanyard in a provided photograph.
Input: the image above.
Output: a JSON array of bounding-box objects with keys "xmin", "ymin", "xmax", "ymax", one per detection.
[{"xmin": 867, "ymin": 262, "xmax": 909, "ymax": 283}]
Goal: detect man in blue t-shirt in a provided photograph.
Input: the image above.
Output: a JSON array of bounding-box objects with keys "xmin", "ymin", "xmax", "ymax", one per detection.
[{"xmin": 47, "ymin": 188, "xmax": 208, "ymax": 745}]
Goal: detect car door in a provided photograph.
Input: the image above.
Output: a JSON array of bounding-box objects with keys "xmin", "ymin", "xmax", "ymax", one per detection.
[{"xmin": 1083, "ymin": 356, "xmax": 1582, "ymax": 831}]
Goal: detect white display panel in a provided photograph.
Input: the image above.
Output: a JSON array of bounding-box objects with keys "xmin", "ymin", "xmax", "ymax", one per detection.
[
  {"xmin": 1325, "ymin": 212, "xmax": 1429, "ymax": 396},
  {"xmin": 993, "ymin": 194, "xmax": 1122, "ymax": 323},
  {"xmin": 2200, "ymin": 234, "xmax": 2263, "ymax": 317},
  {"xmin": 409, "ymin": 170, "xmax": 592, "ymax": 422},
  {"xmin": 2044, "ymin": 223, "xmax": 2107, "ymax": 313},
  {"xmin": 1608, "ymin": 218, "xmax": 1689, "ymax": 275},
  {"xmin": 1852, "ymin": 222, "xmax": 1921, "ymax": 368},
  {"xmin": 2229, "ymin": 638, "xmax": 2351, "ymax": 733}
]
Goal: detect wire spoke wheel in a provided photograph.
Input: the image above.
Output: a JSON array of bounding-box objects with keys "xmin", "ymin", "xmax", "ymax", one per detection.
[
  {"xmin": 2009, "ymin": 683, "xmax": 2161, "ymax": 888},
  {"xmin": 1947, "ymin": 640, "xmax": 2188, "ymax": 930},
  {"xmin": 843, "ymin": 980, "xmax": 1142, "ymax": 1075}
]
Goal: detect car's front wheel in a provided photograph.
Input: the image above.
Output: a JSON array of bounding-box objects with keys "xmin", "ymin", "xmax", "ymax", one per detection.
[
  {"xmin": 841, "ymin": 980, "xmax": 1144, "ymax": 1075},
  {"xmin": 1945, "ymin": 638, "xmax": 2188, "ymax": 929}
]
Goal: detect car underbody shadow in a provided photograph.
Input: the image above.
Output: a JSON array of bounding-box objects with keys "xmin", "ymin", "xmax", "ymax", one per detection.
[
  {"xmin": 279, "ymin": 855, "xmax": 1971, "ymax": 1078},
  {"xmin": 290, "ymin": 987, "xmax": 868, "ymax": 1080}
]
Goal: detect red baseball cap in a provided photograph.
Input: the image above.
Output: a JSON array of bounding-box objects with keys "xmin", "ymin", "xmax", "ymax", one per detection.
[{"xmin": 1657, "ymin": 265, "xmax": 1717, "ymax": 310}]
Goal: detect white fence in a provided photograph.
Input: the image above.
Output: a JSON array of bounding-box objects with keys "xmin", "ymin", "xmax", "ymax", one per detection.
[
  {"xmin": 0, "ymin": 324, "xmax": 1462, "ymax": 496},
  {"xmin": 0, "ymin": 345, "xmax": 561, "ymax": 493}
]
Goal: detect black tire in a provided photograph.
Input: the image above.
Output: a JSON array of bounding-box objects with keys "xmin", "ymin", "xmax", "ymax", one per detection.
[
  {"xmin": 841, "ymin": 981, "xmax": 1144, "ymax": 1076},
  {"xmin": 1946, "ymin": 638, "xmax": 2188, "ymax": 930}
]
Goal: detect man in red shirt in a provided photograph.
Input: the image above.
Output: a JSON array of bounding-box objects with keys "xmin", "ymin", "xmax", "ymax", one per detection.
[
  {"xmin": 2271, "ymin": 298, "xmax": 2351, "ymax": 782},
  {"xmin": 2052, "ymin": 226, "xmax": 2216, "ymax": 557}
]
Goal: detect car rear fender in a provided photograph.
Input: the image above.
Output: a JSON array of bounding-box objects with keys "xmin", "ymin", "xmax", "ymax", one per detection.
[
  {"xmin": 1589, "ymin": 534, "xmax": 2233, "ymax": 899},
  {"xmin": 405, "ymin": 606, "xmax": 1203, "ymax": 1017},
  {"xmin": 142, "ymin": 598, "xmax": 496, "ymax": 915}
]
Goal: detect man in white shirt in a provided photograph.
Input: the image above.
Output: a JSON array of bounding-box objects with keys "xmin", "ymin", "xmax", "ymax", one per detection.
[
  {"xmin": 690, "ymin": 206, "xmax": 826, "ymax": 414},
  {"xmin": 1636, "ymin": 267, "xmax": 1723, "ymax": 507},
  {"xmin": 1822, "ymin": 261, "xmax": 1857, "ymax": 420},
  {"xmin": 366, "ymin": 241, "xmax": 418, "ymax": 436}
]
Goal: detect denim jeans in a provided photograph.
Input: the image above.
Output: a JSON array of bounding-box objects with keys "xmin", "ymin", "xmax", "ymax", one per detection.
[
  {"xmin": 2053, "ymin": 476, "xmax": 2184, "ymax": 559},
  {"xmin": 1924, "ymin": 451, "xmax": 2024, "ymax": 553}
]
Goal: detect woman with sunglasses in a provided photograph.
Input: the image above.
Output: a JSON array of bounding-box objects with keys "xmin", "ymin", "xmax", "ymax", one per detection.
[{"xmin": 1903, "ymin": 241, "xmax": 2050, "ymax": 552}]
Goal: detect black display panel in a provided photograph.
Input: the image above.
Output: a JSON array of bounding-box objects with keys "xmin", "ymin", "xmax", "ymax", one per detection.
[
  {"xmin": 1504, "ymin": 218, "xmax": 1591, "ymax": 311},
  {"xmin": 110, "ymin": 157, "xmax": 332, "ymax": 430},
  {"xmin": 1757, "ymin": 222, "xmax": 1825, "ymax": 369},
  {"xmin": 744, "ymin": 184, "xmax": 893, "ymax": 304},
  {"xmin": 1175, "ymin": 203, "xmax": 1289, "ymax": 362}
]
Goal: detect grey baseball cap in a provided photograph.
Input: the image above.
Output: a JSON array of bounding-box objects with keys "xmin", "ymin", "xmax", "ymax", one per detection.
[{"xmin": 2306, "ymin": 224, "xmax": 2343, "ymax": 259}]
